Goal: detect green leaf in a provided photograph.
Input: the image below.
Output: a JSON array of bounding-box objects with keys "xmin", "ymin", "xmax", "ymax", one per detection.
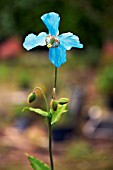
[
  {"xmin": 22, "ymin": 107, "xmax": 48, "ymax": 117},
  {"xmin": 51, "ymin": 104, "xmax": 68, "ymax": 124},
  {"xmin": 26, "ymin": 153, "xmax": 50, "ymax": 170}
]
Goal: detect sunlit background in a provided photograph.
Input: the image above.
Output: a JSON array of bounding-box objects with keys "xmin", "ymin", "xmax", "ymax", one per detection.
[{"xmin": 0, "ymin": 0, "xmax": 113, "ymax": 170}]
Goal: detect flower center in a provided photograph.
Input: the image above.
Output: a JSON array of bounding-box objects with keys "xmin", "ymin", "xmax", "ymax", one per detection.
[{"xmin": 45, "ymin": 36, "xmax": 60, "ymax": 48}]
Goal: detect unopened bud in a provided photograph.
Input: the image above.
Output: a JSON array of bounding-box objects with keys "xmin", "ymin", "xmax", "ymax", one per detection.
[
  {"xmin": 50, "ymin": 99, "xmax": 58, "ymax": 111},
  {"xmin": 27, "ymin": 92, "xmax": 36, "ymax": 103},
  {"xmin": 58, "ymin": 98, "xmax": 69, "ymax": 105}
]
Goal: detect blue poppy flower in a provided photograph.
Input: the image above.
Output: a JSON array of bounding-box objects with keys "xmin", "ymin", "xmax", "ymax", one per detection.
[{"xmin": 23, "ymin": 12, "xmax": 83, "ymax": 68}]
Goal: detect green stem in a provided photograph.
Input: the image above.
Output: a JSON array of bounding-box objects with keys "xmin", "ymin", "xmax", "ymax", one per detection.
[
  {"xmin": 52, "ymin": 67, "xmax": 58, "ymax": 99},
  {"xmin": 48, "ymin": 115, "xmax": 54, "ymax": 170},
  {"xmin": 54, "ymin": 66, "xmax": 57, "ymax": 89},
  {"xmin": 33, "ymin": 87, "xmax": 49, "ymax": 112},
  {"xmin": 48, "ymin": 66, "xmax": 58, "ymax": 170}
]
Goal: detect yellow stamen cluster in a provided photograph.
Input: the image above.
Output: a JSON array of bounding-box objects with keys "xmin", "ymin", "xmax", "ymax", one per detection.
[
  {"xmin": 47, "ymin": 43, "xmax": 52, "ymax": 48},
  {"xmin": 46, "ymin": 35, "xmax": 60, "ymax": 48}
]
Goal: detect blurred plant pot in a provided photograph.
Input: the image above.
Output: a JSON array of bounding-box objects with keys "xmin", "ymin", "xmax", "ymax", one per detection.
[{"xmin": 52, "ymin": 126, "xmax": 74, "ymax": 142}]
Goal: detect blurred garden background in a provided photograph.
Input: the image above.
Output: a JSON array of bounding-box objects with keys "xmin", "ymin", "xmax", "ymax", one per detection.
[{"xmin": 0, "ymin": 0, "xmax": 113, "ymax": 170}]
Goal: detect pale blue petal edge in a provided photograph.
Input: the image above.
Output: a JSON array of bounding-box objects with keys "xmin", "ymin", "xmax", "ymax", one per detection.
[
  {"xmin": 49, "ymin": 45, "xmax": 66, "ymax": 68},
  {"xmin": 58, "ymin": 32, "xmax": 83, "ymax": 50},
  {"xmin": 41, "ymin": 12, "xmax": 60, "ymax": 36},
  {"xmin": 23, "ymin": 32, "xmax": 48, "ymax": 50}
]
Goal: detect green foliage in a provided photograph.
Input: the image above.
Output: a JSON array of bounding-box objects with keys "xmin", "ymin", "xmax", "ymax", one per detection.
[
  {"xmin": 23, "ymin": 102, "xmax": 68, "ymax": 124},
  {"xmin": 68, "ymin": 141, "xmax": 108, "ymax": 161},
  {"xmin": 0, "ymin": 64, "xmax": 9, "ymax": 80},
  {"xmin": 18, "ymin": 72, "xmax": 31, "ymax": 90},
  {"xmin": 56, "ymin": 140, "xmax": 113, "ymax": 170},
  {"xmin": 23, "ymin": 107, "xmax": 48, "ymax": 117},
  {"xmin": 96, "ymin": 65, "xmax": 113, "ymax": 95},
  {"xmin": 82, "ymin": 46, "xmax": 100, "ymax": 67},
  {"xmin": 26, "ymin": 153, "xmax": 50, "ymax": 170},
  {"xmin": 51, "ymin": 104, "xmax": 68, "ymax": 124}
]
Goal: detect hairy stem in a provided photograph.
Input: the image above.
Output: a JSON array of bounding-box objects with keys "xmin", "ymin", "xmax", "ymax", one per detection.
[
  {"xmin": 52, "ymin": 66, "xmax": 57, "ymax": 99},
  {"xmin": 54, "ymin": 66, "xmax": 57, "ymax": 89},
  {"xmin": 48, "ymin": 115, "xmax": 54, "ymax": 170},
  {"xmin": 48, "ymin": 66, "xmax": 58, "ymax": 170}
]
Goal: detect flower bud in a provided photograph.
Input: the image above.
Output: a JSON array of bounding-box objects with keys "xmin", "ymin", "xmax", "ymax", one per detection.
[
  {"xmin": 58, "ymin": 98, "xmax": 69, "ymax": 105},
  {"xmin": 27, "ymin": 92, "xmax": 36, "ymax": 103},
  {"xmin": 50, "ymin": 99, "xmax": 58, "ymax": 111}
]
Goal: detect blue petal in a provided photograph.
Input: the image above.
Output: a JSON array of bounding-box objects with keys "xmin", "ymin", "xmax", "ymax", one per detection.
[
  {"xmin": 41, "ymin": 12, "xmax": 60, "ymax": 36},
  {"xmin": 49, "ymin": 45, "xmax": 66, "ymax": 68},
  {"xmin": 58, "ymin": 32, "xmax": 83, "ymax": 50},
  {"xmin": 23, "ymin": 32, "xmax": 48, "ymax": 50}
]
